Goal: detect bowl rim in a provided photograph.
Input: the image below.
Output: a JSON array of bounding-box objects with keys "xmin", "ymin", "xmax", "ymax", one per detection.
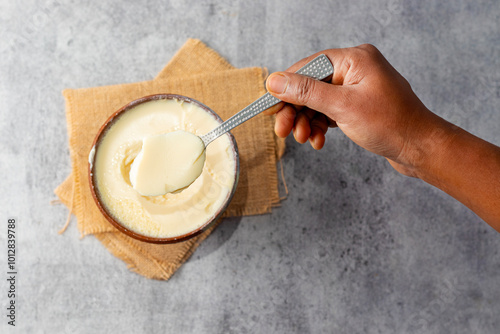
[{"xmin": 88, "ymin": 93, "xmax": 240, "ymax": 244}]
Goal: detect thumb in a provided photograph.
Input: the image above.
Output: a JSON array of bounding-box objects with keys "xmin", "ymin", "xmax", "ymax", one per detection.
[{"xmin": 266, "ymin": 72, "xmax": 343, "ymax": 116}]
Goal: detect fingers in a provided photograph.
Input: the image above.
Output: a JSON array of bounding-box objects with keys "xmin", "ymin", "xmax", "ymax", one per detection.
[
  {"xmin": 309, "ymin": 113, "xmax": 329, "ymax": 150},
  {"xmin": 266, "ymin": 72, "xmax": 349, "ymax": 120},
  {"xmin": 293, "ymin": 109, "xmax": 314, "ymax": 143},
  {"xmin": 292, "ymin": 110, "xmax": 330, "ymax": 149},
  {"xmin": 273, "ymin": 104, "xmax": 330, "ymax": 149},
  {"xmin": 293, "ymin": 111, "xmax": 330, "ymax": 150},
  {"xmin": 274, "ymin": 104, "xmax": 296, "ymax": 138}
]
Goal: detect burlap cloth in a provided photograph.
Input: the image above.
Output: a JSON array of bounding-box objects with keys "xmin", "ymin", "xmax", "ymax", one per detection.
[{"xmin": 54, "ymin": 39, "xmax": 285, "ymax": 280}]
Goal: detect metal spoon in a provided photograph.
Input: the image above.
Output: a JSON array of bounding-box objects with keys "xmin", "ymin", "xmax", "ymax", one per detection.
[
  {"xmin": 127, "ymin": 55, "xmax": 334, "ymax": 197},
  {"xmin": 199, "ymin": 54, "xmax": 334, "ymax": 147}
]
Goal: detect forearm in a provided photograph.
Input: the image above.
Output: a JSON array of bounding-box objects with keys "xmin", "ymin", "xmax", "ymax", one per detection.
[{"xmin": 412, "ymin": 114, "xmax": 500, "ymax": 230}]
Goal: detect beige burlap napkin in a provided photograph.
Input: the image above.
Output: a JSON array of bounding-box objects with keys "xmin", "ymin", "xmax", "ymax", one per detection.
[{"xmin": 55, "ymin": 39, "xmax": 285, "ymax": 280}]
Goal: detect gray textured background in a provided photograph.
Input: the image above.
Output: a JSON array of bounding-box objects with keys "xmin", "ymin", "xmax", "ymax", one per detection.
[{"xmin": 1, "ymin": 0, "xmax": 500, "ymax": 333}]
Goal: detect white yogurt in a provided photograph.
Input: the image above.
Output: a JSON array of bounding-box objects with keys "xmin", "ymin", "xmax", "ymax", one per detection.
[{"xmin": 129, "ymin": 131, "xmax": 206, "ymax": 196}]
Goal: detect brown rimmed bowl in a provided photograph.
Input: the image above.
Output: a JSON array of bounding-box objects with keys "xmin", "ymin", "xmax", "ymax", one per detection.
[{"xmin": 88, "ymin": 94, "xmax": 239, "ymax": 244}]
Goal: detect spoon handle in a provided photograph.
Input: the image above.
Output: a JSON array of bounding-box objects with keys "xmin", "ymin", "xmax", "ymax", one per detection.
[{"xmin": 200, "ymin": 54, "xmax": 334, "ymax": 147}]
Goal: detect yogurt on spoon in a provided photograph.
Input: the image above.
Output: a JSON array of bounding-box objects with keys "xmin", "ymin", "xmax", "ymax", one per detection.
[{"xmin": 129, "ymin": 130, "xmax": 206, "ymax": 196}]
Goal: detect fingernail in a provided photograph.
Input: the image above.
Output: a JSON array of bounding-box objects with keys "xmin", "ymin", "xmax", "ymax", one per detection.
[{"xmin": 267, "ymin": 73, "xmax": 289, "ymax": 94}]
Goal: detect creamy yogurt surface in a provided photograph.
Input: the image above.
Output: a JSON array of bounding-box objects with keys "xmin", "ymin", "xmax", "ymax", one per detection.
[
  {"xmin": 129, "ymin": 131, "xmax": 206, "ymax": 196},
  {"xmin": 92, "ymin": 98, "xmax": 236, "ymax": 239}
]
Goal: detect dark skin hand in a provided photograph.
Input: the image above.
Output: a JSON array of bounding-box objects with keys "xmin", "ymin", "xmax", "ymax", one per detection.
[{"xmin": 264, "ymin": 44, "xmax": 500, "ymax": 231}]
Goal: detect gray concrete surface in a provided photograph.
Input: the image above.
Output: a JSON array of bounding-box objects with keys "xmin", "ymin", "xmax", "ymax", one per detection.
[{"xmin": 1, "ymin": 0, "xmax": 500, "ymax": 333}]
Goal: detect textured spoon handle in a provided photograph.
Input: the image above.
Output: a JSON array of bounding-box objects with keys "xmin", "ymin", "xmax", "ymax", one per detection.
[{"xmin": 200, "ymin": 54, "xmax": 334, "ymax": 146}]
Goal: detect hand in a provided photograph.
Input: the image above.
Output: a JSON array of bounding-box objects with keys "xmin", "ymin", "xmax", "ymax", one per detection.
[
  {"xmin": 265, "ymin": 44, "xmax": 500, "ymax": 229},
  {"xmin": 264, "ymin": 44, "xmax": 443, "ymax": 177}
]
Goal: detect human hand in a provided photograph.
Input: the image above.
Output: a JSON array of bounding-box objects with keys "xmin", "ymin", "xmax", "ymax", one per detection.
[
  {"xmin": 264, "ymin": 44, "xmax": 500, "ymax": 229},
  {"xmin": 264, "ymin": 44, "xmax": 446, "ymax": 177}
]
